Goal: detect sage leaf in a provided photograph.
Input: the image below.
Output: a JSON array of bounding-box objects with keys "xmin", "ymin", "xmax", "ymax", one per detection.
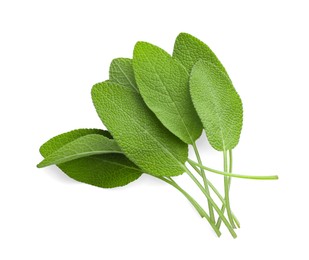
[
  {"xmin": 37, "ymin": 134, "xmax": 122, "ymax": 168},
  {"xmin": 39, "ymin": 129, "xmax": 142, "ymax": 188},
  {"xmin": 91, "ymin": 81, "xmax": 188, "ymax": 177},
  {"xmin": 39, "ymin": 128, "xmax": 112, "ymax": 156},
  {"xmin": 109, "ymin": 58, "xmax": 138, "ymax": 92},
  {"xmin": 173, "ymin": 32, "xmax": 229, "ymax": 78},
  {"xmin": 190, "ymin": 60, "xmax": 243, "ymax": 151},
  {"xmin": 133, "ymin": 42, "xmax": 202, "ymax": 144},
  {"xmin": 57, "ymin": 154, "xmax": 142, "ymax": 188},
  {"xmin": 37, "ymin": 35, "xmax": 279, "ymax": 237}
]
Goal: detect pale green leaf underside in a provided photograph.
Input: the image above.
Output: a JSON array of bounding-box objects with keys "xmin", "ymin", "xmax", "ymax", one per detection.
[
  {"xmin": 190, "ymin": 60, "xmax": 243, "ymax": 151},
  {"xmin": 173, "ymin": 32, "xmax": 229, "ymax": 78},
  {"xmin": 39, "ymin": 128, "xmax": 142, "ymax": 188},
  {"xmin": 133, "ymin": 41, "xmax": 202, "ymax": 144},
  {"xmin": 109, "ymin": 58, "xmax": 139, "ymax": 92},
  {"xmin": 91, "ymin": 81, "xmax": 188, "ymax": 177},
  {"xmin": 37, "ymin": 134, "xmax": 122, "ymax": 168}
]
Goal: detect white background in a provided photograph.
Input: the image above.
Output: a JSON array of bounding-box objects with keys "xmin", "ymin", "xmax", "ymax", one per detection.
[{"xmin": 1, "ymin": 0, "xmax": 308, "ymax": 259}]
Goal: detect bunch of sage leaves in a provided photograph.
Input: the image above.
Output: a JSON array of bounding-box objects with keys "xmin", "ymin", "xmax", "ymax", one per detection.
[{"xmin": 37, "ymin": 33, "xmax": 278, "ymax": 238}]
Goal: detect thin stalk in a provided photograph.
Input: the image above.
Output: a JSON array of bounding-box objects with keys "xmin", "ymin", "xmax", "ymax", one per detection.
[
  {"xmin": 223, "ymin": 150, "xmax": 235, "ymax": 228},
  {"xmin": 188, "ymin": 160, "xmax": 240, "ymax": 227},
  {"xmin": 155, "ymin": 176, "xmax": 221, "ymax": 237},
  {"xmin": 188, "ymin": 159, "xmax": 279, "ymax": 180},
  {"xmin": 192, "ymin": 142, "xmax": 215, "ymax": 223},
  {"xmin": 184, "ymin": 167, "xmax": 237, "ymax": 238},
  {"xmin": 217, "ymin": 150, "xmax": 240, "ymax": 229},
  {"xmin": 229, "ymin": 150, "xmax": 233, "ymax": 174},
  {"xmin": 228, "ymin": 150, "xmax": 233, "ymax": 200}
]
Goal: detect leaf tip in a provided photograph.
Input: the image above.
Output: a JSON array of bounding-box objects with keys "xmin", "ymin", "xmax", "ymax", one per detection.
[
  {"xmin": 175, "ymin": 32, "xmax": 197, "ymax": 43},
  {"xmin": 133, "ymin": 41, "xmax": 159, "ymax": 56},
  {"xmin": 176, "ymin": 32, "xmax": 190, "ymax": 38},
  {"xmin": 36, "ymin": 161, "xmax": 44, "ymax": 168}
]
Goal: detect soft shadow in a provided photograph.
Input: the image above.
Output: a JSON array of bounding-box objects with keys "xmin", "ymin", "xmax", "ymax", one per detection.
[{"xmin": 41, "ymin": 165, "xmax": 78, "ymax": 184}]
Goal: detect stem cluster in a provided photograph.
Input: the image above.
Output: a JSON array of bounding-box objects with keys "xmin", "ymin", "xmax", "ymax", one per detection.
[{"xmin": 156, "ymin": 146, "xmax": 278, "ymax": 238}]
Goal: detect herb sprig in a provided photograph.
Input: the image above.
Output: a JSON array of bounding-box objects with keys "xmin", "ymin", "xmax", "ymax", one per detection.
[{"xmin": 37, "ymin": 32, "xmax": 278, "ymax": 238}]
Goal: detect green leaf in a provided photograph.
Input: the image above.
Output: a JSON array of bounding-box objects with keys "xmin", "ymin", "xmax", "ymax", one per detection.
[
  {"xmin": 56, "ymin": 154, "xmax": 142, "ymax": 188},
  {"xmin": 39, "ymin": 129, "xmax": 142, "ymax": 188},
  {"xmin": 37, "ymin": 134, "xmax": 122, "ymax": 168},
  {"xmin": 190, "ymin": 60, "xmax": 243, "ymax": 151},
  {"xmin": 39, "ymin": 128, "xmax": 112, "ymax": 157},
  {"xmin": 91, "ymin": 81, "xmax": 188, "ymax": 177},
  {"xmin": 173, "ymin": 32, "xmax": 229, "ymax": 77},
  {"xmin": 133, "ymin": 42, "xmax": 202, "ymax": 144},
  {"xmin": 109, "ymin": 58, "xmax": 139, "ymax": 92}
]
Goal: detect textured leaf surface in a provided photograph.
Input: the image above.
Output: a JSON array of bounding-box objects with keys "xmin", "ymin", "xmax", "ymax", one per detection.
[
  {"xmin": 39, "ymin": 129, "xmax": 142, "ymax": 188},
  {"xmin": 39, "ymin": 128, "xmax": 112, "ymax": 156},
  {"xmin": 92, "ymin": 81, "xmax": 188, "ymax": 177},
  {"xmin": 57, "ymin": 154, "xmax": 142, "ymax": 188},
  {"xmin": 109, "ymin": 58, "xmax": 138, "ymax": 92},
  {"xmin": 190, "ymin": 60, "xmax": 243, "ymax": 151},
  {"xmin": 173, "ymin": 32, "xmax": 229, "ymax": 77},
  {"xmin": 37, "ymin": 134, "xmax": 122, "ymax": 168},
  {"xmin": 133, "ymin": 42, "xmax": 202, "ymax": 144}
]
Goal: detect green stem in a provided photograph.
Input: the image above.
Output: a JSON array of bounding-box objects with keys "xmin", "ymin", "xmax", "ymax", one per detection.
[
  {"xmin": 223, "ymin": 150, "xmax": 235, "ymax": 228},
  {"xmin": 188, "ymin": 159, "xmax": 279, "ymax": 180},
  {"xmin": 188, "ymin": 160, "xmax": 240, "ymax": 227},
  {"xmin": 217, "ymin": 150, "xmax": 240, "ymax": 229},
  {"xmin": 184, "ymin": 167, "xmax": 237, "ymax": 238},
  {"xmin": 229, "ymin": 150, "xmax": 233, "ymax": 174},
  {"xmin": 192, "ymin": 142, "xmax": 215, "ymax": 223},
  {"xmin": 156, "ymin": 176, "xmax": 221, "ymax": 237}
]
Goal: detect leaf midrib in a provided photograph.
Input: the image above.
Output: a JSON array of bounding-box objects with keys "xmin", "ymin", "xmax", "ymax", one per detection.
[
  {"xmin": 206, "ymin": 79, "xmax": 227, "ymax": 151},
  {"xmin": 115, "ymin": 62, "xmax": 138, "ymax": 92},
  {"xmin": 39, "ymin": 150, "xmax": 123, "ymax": 167},
  {"xmin": 91, "ymin": 156, "xmax": 142, "ymax": 172},
  {"xmin": 106, "ymin": 87, "xmax": 186, "ymax": 171},
  {"xmin": 203, "ymin": 60, "xmax": 240, "ymax": 150},
  {"xmin": 143, "ymin": 53, "xmax": 194, "ymax": 144}
]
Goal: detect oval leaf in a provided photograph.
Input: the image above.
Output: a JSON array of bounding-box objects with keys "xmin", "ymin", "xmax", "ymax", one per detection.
[
  {"xmin": 39, "ymin": 128, "xmax": 112, "ymax": 156},
  {"xmin": 58, "ymin": 154, "xmax": 142, "ymax": 189},
  {"xmin": 39, "ymin": 129, "xmax": 142, "ymax": 188},
  {"xmin": 133, "ymin": 42, "xmax": 202, "ymax": 144},
  {"xmin": 190, "ymin": 60, "xmax": 243, "ymax": 151},
  {"xmin": 109, "ymin": 58, "xmax": 138, "ymax": 92},
  {"xmin": 37, "ymin": 134, "xmax": 122, "ymax": 168},
  {"xmin": 173, "ymin": 32, "xmax": 229, "ymax": 77},
  {"xmin": 91, "ymin": 81, "xmax": 188, "ymax": 177}
]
